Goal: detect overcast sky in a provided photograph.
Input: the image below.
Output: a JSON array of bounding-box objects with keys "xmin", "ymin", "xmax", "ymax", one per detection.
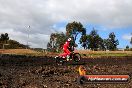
[{"xmin": 0, "ymin": 0, "xmax": 132, "ymax": 49}]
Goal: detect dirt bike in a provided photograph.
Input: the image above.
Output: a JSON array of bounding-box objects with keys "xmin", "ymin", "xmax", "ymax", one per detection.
[{"xmin": 55, "ymin": 46, "xmax": 81, "ymax": 65}]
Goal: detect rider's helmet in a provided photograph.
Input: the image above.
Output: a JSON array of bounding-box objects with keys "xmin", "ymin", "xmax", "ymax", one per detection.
[{"xmin": 67, "ymin": 38, "xmax": 72, "ymax": 42}]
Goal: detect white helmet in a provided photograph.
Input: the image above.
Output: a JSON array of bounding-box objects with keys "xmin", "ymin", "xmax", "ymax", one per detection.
[{"xmin": 67, "ymin": 38, "xmax": 72, "ymax": 41}]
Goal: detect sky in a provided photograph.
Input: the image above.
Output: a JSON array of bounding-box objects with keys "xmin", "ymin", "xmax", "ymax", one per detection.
[{"xmin": 0, "ymin": 0, "xmax": 132, "ymax": 49}]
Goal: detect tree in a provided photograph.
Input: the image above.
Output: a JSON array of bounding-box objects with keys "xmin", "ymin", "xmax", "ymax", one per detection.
[
  {"xmin": 55, "ymin": 32, "xmax": 67, "ymax": 50},
  {"xmin": 0, "ymin": 33, "xmax": 9, "ymax": 43},
  {"xmin": 106, "ymin": 32, "xmax": 119, "ymax": 51},
  {"xmin": 125, "ymin": 45, "xmax": 129, "ymax": 51},
  {"xmin": 80, "ymin": 35, "xmax": 88, "ymax": 49},
  {"xmin": 103, "ymin": 39, "xmax": 109, "ymax": 50},
  {"xmin": 47, "ymin": 21, "xmax": 87, "ymax": 51},
  {"xmin": 47, "ymin": 32, "xmax": 67, "ymax": 52},
  {"xmin": 0, "ymin": 33, "xmax": 10, "ymax": 49},
  {"xmin": 66, "ymin": 21, "xmax": 86, "ymax": 47},
  {"xmin": 98, "ymin": 38, "xmax": 106, "ymax": 50},
  {"xmin": 7, "ymin": 40, "xmax": 27, "ymax": 49},
  {"xmin": 0, "ymin": 33, "xmax": 27, "ymax": 49},
  {"xmin": 130, "ymin": 33, "xmax": 132, "ymax": 45},
  {"xmin": 47, "ymin": 42, "xmax": 52, "ymax": 51},
  {"xmin": 85, "ymin": 29, "xmax": 104, "ymax": 51}
]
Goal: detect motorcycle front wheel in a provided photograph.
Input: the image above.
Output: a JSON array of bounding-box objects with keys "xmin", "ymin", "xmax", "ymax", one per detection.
[{"xmin": 55, "ymin": 56, "xmax": 64, "ymax": 65}]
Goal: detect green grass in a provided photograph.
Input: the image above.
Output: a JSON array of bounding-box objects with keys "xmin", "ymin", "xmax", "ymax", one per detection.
[{"xmin": 81, "ymin": 53, "xmax": 132, "ymax": 57}]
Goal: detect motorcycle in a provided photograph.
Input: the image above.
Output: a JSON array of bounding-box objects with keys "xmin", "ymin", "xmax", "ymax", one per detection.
[{"xmin": 55, "ymin": 46, "xmax": 81, "ymax": 65}]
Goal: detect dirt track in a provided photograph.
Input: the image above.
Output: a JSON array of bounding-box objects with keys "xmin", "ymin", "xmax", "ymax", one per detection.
[{"xmin": 0, "ymin": 54, "xmax": 132, "ymax": 88}]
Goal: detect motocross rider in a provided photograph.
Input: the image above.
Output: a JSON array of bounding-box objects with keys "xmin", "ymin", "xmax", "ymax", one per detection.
[{"xmin": 59, "ymin": 37, "xmax": 72, "ymax": 61}]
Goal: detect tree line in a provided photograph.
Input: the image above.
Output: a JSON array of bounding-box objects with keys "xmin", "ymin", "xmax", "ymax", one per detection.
[
  {"xmin": 47, "ymin": 21, "xmax": 132, "ymax": 52},
  {"xmin": 0, "ymin": 33, "xmax": 27, "ymax": 49}
]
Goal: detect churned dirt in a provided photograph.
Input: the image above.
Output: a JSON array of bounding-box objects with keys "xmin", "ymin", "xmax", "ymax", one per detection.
[{"xmin": 0, "ymin": 54, "xmax": 132, "ymax": 88}]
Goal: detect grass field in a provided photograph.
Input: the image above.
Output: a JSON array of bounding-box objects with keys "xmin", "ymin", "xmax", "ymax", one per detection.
[
  {"xmin": 0, "ymin": 49, "xmax": 39, "ymax": 55},
  {"xmin": 0, "ymin": 49, "xmax": 57, "ymax": 56},
  {"xmin": 0, "ymin": 49, "xmax": 132, "ymax": 57},
  {"xmin": 77, "ymin": 50, "xmax": 132, "ymax": 57}
]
